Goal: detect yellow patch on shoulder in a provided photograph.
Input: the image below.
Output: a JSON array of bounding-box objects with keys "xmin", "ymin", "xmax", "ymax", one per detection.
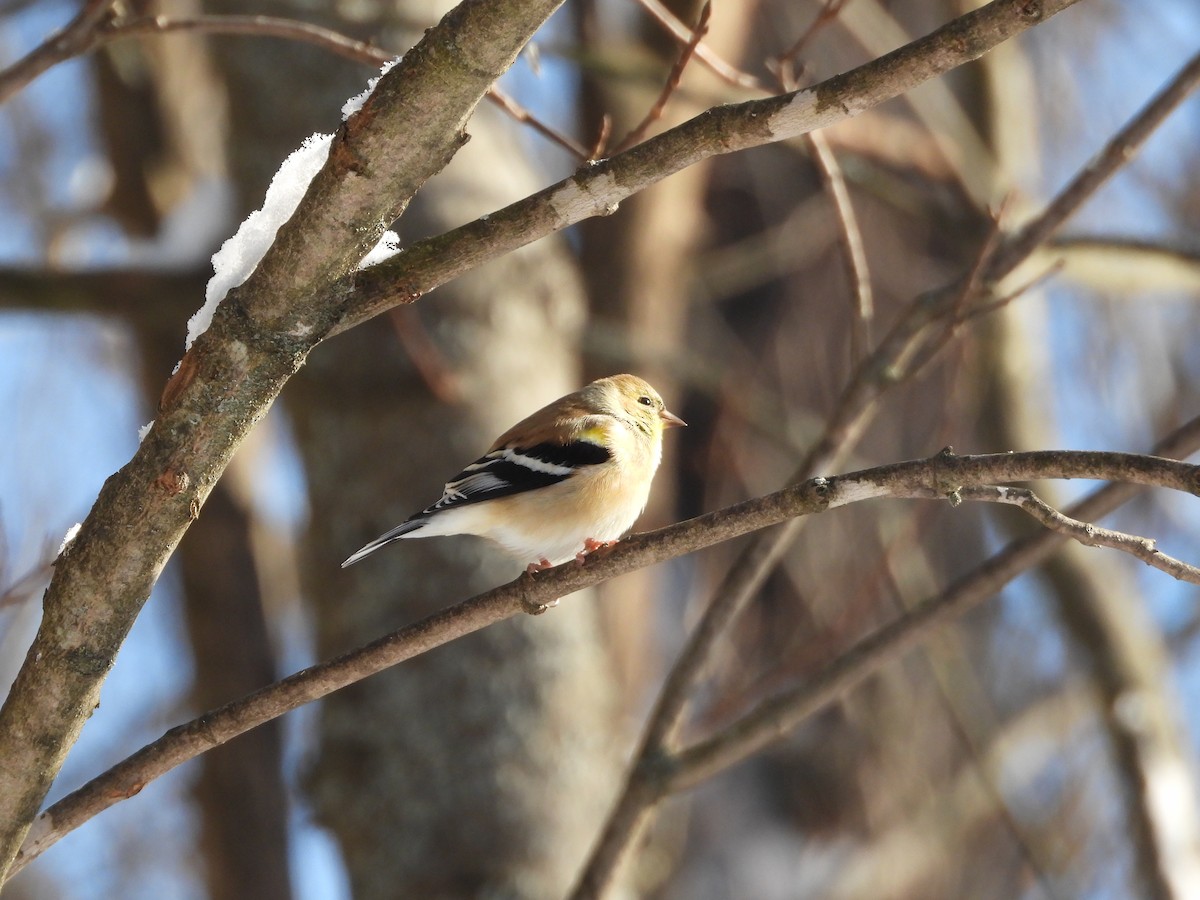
[{"xmin": 577, "ymin": 423, "xmax": 609, "ymax": 444}]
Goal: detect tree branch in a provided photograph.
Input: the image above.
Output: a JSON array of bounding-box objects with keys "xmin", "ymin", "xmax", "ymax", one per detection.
[
  {"xmin": 992, "ymin": 49, "xmax": 1200, "ymax": 277},
  {"xmin": 338, "ymin": 0, "xmax": 1087, "ymax": 333},
  {"xmin": 9, "ymin": 447, "xmax": 1200, "ymax": 876},
  {"xmin": 1, "ymin": 11, "xmax": 590, "ymax": 160},
  {"xmin": 0, "ymin": 0, "xmax": 569, "ymax": 878},
  {"xmin": 0, "ymin": 0, "xmax": 115, "ymax": 104}
]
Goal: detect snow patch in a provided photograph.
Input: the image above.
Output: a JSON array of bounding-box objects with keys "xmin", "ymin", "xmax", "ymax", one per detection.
[
  {"xmin": 58, "ymin": 523, "xmax": 82, "ymax": 555},
  {"xmin": 186, "ymin": 132, "xmax": 335, "ymax": 349},
  {"xmin": 342, "ymin": 57, "xmax": 401, "ymax": 120},
  {"xmin": 184, "ymin": 57, "xmax": 404, "ymax": 350},
  {"xmin": 358, "ymin": 230, "xmax": 401, "ymax": 269}
]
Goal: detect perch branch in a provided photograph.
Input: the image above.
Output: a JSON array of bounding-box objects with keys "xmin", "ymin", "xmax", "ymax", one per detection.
[{"xmin": 11, "ymin": 448, "xmax": 1200, "ymax": 876}]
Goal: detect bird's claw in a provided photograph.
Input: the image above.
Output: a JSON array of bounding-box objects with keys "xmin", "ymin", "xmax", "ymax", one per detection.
[
  {"xmin": 575, "ymin": 538, "xmax": 618, "ymax": 566},
  {"xmin": 524, "ymin": 558, "xmax": 553, "ymax": 576}
]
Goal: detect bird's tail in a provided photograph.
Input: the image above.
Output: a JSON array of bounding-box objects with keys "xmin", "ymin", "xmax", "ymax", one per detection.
[{"xmin": 340, "ymin": 518, "xmax": 428, "ymax": 568}]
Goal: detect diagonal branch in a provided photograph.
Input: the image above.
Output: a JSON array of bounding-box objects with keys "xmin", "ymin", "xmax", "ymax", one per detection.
[
  {"xmin": 339, "ymin": 0, "xmax": 1088, "ymax": 333},
  {"xmin": 0, "ymin": 0, "xmax": 570, "ymax": 879},
  {"xmin": 0, "ymin": 0, "xmax": 115, "ymax": 104},
  {"xmin": 10, "ymin": 447, "xmax": 1200, "ymax": 876},
  {"xmin": 992, "ymin": 49, "xmax": 1200, "ymax": 277}
]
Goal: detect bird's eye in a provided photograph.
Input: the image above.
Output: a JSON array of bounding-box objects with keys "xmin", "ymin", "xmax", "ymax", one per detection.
[{"xmin": 638, "ymin": 396, "xmax": 654, "ymax": 407}]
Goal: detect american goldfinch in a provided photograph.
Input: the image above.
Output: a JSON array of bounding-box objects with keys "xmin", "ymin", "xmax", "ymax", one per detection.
[{"xmin": 342, "ymin": 374, "xmax": 685, "ymax": 570}]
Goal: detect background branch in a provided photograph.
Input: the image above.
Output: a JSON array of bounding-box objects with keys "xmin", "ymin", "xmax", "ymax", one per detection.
[
  {"xmin": 0, "ymin": 0, "xmax": 114, "ymax": 104},
  {"xmin": 0, "ymin": 10, "xmax": 589, "ymax": 159}
]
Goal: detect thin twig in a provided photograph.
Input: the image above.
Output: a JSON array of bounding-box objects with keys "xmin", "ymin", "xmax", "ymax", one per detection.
[
  {"xmin": 99, "ymin": 13, "xmax": 389, "ymax": 64},
  {"xmin": 769, "ymin": 0, "xmax": 851, "ymax": 88},
  {"xmin": 963, "ymin": 485, "xmax": 1200, "ymax": 585},
  {"xmin": 611, "ymin": 1, "xmax": 712, "ymax": 155},
  {"xmin": 487, "ymin": 83, "xmax": 591, "ymax": 158},
  {"xmin": 954, "ymin": 197, "xmax": 1011, "ymax": 319},
  {"xmin": 769, "ymin": 9, "xmax": 872, "ymax": 359},
  {"xmin": 957, "ymin": 258, "xmax": 1064, "ymax": 322},
  {"xmin": 586, "ymin": 113, "xmax": 612, "ymax": 162},
  {"xmin": 629, "ymin": 0, "xmax": 767, "ymax": 92},
  {"xmin": 115, "ymin": 16, "xmax": 588, "ymax": 158},
  {"xmin": 806, "ymin": 130, "xmax": 874, "ymax": 359},
  {"xmin": 0, "ymin": 0, "xmax": 116, "ymax": 105}
]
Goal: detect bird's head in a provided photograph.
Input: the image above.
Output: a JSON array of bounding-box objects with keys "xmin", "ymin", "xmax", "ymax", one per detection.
[{"xmin": 598, "ymin": 374, "xmax": 686, "ymax": 436}]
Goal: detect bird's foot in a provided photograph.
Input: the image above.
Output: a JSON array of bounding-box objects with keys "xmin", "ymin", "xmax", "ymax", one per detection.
[
  {"xmin": 525, "ymin": 557, "xmax": 553, "ymax": 576},
  {"xmin": 575, "ymin": 538, "xmax": 618, "ymax": 566},
  {"xmin": 520, "ymin": 558, "xmax": 559, "ymax": 615}
]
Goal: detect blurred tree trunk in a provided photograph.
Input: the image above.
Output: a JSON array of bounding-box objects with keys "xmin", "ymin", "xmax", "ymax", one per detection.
[
  {"xmin": 176, "ymin": 482, "xmax": 292, "ymax": 900},
  {"xmin": 290, "ymin": 94, "xmax": 624, "ymax": 893},
  {"xmin": 89, "ymin": 2, "xmax": 296, "ymax": 894}
]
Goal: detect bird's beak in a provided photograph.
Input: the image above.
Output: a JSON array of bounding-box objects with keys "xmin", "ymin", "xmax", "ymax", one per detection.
[{"xmin": 661, "ymin": 409, "xmax": 687, "ymax": 428}]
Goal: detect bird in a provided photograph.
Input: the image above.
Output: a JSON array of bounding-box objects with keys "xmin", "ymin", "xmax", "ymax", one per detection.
[{"xmin": 341, "ymin": 374, "xmax": 685, "ymax": 571}]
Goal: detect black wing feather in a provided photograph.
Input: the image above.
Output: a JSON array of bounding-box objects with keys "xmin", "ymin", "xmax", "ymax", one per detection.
[
  {"xmin": 520, "ymin": 441, "xmax": 610, "ymax": 468},
  {"xmin": 426, "ymin": 441, "xmax": 611, "ymax": 513}
]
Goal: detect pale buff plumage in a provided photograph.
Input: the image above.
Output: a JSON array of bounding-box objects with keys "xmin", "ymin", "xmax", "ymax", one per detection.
[{"xmin": 341, "ymin": 374, "xmax": 685, "ymax": 569}]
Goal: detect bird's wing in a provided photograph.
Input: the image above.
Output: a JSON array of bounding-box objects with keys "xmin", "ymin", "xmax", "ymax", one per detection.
[{"xmin": 425, "ymin": 440, "xmax": 611, "ymax": 514}]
